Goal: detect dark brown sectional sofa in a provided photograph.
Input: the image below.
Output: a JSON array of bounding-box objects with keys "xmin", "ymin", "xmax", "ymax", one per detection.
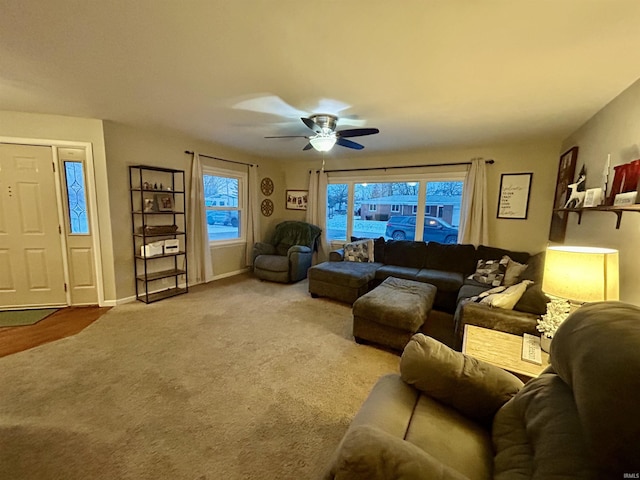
[{"xmin": 308, "ymin": 238, "xmax": 548, "ymax": 349}]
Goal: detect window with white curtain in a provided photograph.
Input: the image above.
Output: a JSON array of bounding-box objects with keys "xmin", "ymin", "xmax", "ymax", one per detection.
[
  {"xmin": 326, "ymin": 172, "xmax": 465, "ymax": 243},
  {"xmin": 202, "ymin": 167, "xmax": 247, "ymax": 244}
]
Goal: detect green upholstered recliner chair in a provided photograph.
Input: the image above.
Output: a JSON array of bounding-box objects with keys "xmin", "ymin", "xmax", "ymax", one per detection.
[{"xmin": 252, "ymin": 221, "xmax": 322, "ymax": 283}]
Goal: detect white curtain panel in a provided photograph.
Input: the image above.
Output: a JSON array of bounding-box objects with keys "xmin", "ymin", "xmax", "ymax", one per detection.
[
  {"xmin": 459, "ymin": 157, "xmax": 489, "ymax": 246},
  {"xmin": 245, "ymin": 165, "xmax": 261, "ymax": 267},
  {"xmin": 307, "ymin": 169, "xmax": 329, "ymax": 262},
  {"xmin": 188, "ymin": 152, "xmax": 214, "ymax": 284}
]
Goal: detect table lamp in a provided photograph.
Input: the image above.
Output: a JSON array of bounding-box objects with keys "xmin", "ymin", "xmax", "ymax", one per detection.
[
  {"xmin": 542, "ymin": 246, "xmax": 619, "ymax": 305},
  {"xmin": 538, "ymin": 246, "xmax": 619, "ymax": 352}
]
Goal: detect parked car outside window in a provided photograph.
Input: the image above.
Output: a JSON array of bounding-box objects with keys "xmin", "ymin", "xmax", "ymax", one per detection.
[
  {"xmin": 385, "ymin": 215, "xmax": 458, "ymax": 243},
  {"xmin": 206, "ymin": 210, "xmax": 238, "ymax": 227}
]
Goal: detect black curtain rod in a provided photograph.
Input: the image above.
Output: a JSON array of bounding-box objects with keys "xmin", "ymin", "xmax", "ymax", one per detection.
[
  {"xmin": 314, "ymin": 159, "xmax": 494, "ymax": 174},
  {"xmin": 185, "ymin": 150, "xmax": 256, "ymax": 167}
]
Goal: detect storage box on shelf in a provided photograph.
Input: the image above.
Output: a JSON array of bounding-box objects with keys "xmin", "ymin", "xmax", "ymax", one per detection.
[{"xmin": 129, "ymin": 165, "xmax": 188, "ymax": 303}]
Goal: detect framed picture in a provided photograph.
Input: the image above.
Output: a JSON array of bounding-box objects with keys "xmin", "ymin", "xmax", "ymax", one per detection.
[
  {"xmin": 548, "ymin": 146, "xmax": 579, "ymax": 242},
  {"xmin": 583, "ymin": 187, "xmax": 603, "ymax": 207},
  {"xmin": 497, "ymin": 173, "xmax": 533, "ymax": 219},
  {"xmin": 154, "ymin": 193, "xmax": 174, "ymax": 212},
  {"xmin": 613, "ymin": 191, "xmax": 638, "ymax": 206},
  {"xmin": 143, "ymin": 197, "xmax": 156, "ymax": 212},
  {"xmin": 286, "ymin": 190, "xmax": 308, "ymax": 210}
]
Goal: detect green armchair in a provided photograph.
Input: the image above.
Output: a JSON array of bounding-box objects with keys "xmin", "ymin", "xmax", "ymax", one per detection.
[{"xmin": 252, "ymin": 221, "xmax": 322, "ymax": 283}]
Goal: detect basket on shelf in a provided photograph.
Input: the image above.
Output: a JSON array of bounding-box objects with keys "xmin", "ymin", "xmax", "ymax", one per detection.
[{"xmin": 141, "ymin": 225, "xmax": 178, "ymax": 235}]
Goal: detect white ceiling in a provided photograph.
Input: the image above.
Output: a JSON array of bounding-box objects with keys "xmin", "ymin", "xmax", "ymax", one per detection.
[{"xmin": 2, "ymin": 1, "xmax": 640, "ymax": 159}]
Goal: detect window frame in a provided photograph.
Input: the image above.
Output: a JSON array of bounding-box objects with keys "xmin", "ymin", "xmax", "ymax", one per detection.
[
  {"xmin": 62, "ymin": 159, "xmax": 90, "ymax": 235},
  {"xmin": 202, "ymin": 166, "xmax": 247, "ymax": 246},
  {"xmin": 326, "ymin": 171, "xmax": 466, "ymax": 245}
]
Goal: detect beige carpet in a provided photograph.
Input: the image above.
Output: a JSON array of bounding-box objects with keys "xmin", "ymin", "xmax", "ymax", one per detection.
[{"xmin": 0, "ymin": 274, "xmax": 399, "ymax": 480}]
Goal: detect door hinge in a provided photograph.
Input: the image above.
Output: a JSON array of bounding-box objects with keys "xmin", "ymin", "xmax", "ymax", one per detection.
[
  {"xmin": 59, "ymin": 225, "xmax": 62, "ymax": 234},
  {"xmin": 64, "ymin": 283, "xmax": 68, "ymax": 292},
  {"xmin": 52, "ymin": 162, "xmax": 56, "ymax": 173}
]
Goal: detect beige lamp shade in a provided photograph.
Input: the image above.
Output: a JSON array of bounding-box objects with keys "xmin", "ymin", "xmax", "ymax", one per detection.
[{"xmin": 542, "ymin": 246, "xmax": 619, "ymax": 303}]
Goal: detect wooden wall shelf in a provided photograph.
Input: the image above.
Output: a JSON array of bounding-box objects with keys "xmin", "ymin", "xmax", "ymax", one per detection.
[{"xmin": 554, "ymin": 205, "xmax": 640, "ymax": 229}]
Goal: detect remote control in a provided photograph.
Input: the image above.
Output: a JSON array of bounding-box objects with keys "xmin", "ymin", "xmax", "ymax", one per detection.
[{"xmin": 522, "ymin": 334, "xmax": 542, "ymax": 365}]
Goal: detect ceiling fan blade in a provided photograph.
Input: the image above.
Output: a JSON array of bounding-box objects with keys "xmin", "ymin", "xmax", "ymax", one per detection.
[
  {"xmin": 336, "ymin": 128, "xmax": 380, "ymax": 138},
  {"xmin": 336, "ymin": 138, "xmax": 364, "ymax": 150},
  {"xmin": 264, "ymin": 135, "xmax": 308, "ymax": 138},
  {"xmin": 301, "ymin": 117, "xmax": 322, "ymax": 133},
  {"xmin": 303, "ymin": 143, "xmax": 314, "ymax": 151}
]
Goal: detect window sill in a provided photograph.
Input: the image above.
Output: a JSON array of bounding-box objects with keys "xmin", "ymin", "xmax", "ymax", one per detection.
[{"xmin": 209, "ymin": 239, "xmax": 246, "ymax": 248}]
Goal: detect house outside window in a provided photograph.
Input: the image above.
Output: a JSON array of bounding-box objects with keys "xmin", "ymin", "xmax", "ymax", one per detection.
[
  {"xmin": 326, "ymin": 174, "xmax": 465, "ymax": 243},
  {"xmin": 203, "ymin": 168, "xmax": 246, "ymax": 244}
]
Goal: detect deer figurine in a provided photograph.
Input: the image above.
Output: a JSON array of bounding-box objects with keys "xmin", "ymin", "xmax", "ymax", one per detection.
[{"xmin": 564, "ymin": 174, "xmax": 586, "ymax": 208}]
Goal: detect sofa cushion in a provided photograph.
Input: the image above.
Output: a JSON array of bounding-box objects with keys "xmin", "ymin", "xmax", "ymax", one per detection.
[
  {"xmin": 383, "ymin": 240, "xmax": 427, "ymax": 268},
  {"xmin": 333, "ymin": 425, "xmax": 472, "ymax": 480},
  {"xmin": 307, "ymin": 261, "xmax": 381, "ymax": 289},
  {"xmin": 476, "ymin": 245, "xmax": 530, "ymax": 265},
  {"xmin": 424, "ymin": 242, "xmax": 477, "ymax": 274},
  {"xmin": 374, "ymin": 265, "xmax": 421, "ymax": 282},
  {"xmin": 404, "ymin": 395, "xmax": 494, "ymax": 480},
  {"xmin": 416, "ymin": 268, "xmax": 464, "ymax": 292}
]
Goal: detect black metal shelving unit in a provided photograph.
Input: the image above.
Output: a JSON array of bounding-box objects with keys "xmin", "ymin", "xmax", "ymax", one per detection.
[{"xmin": 129, "ymin": 165, "xmax": 188, "ymax": 303}]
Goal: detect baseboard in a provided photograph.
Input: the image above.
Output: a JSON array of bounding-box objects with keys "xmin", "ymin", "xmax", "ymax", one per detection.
[
  {"xmin": 212, "ymin": 268, "xmax": 250, "ymax": 281},
  {"xmin": 113, "ymin": 270, "xmax": 249, "ymax": 305}
]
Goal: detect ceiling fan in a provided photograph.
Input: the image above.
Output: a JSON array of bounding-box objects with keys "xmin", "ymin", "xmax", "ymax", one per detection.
[{"xmin": 265, "ymin": 114, "xmax": 379, "ymax": 152}]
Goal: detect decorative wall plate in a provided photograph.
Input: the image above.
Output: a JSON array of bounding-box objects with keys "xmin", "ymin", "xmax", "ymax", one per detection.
[
  {"xmin": 261, "ymin": 198, "xmax": 274, "ymax": 217},
  {"xmin": 261, "ymin": 177, "xmax": 274, "ymax": 196}
]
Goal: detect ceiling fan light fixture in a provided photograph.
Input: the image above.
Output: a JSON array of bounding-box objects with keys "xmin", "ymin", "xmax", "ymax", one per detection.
[{"xmin": 309, "ymin": 134, "xmax": 336, "ymax": 152}]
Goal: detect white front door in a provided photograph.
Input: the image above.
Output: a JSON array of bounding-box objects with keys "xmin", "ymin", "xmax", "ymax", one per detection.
[{"xmin": 0, "ymin": 144, "xmax": 67, "ymax": 308}]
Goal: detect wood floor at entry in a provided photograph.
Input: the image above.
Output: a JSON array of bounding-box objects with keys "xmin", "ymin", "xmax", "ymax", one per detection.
[{"xmin": 0, "ymin": 306, "xmax": 110, "ymax": 358}]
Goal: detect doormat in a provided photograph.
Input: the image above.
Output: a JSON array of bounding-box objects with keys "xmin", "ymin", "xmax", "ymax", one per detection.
[{"xmin": 0, "ymin": 309, "xmax": 59, "ymax": 328}]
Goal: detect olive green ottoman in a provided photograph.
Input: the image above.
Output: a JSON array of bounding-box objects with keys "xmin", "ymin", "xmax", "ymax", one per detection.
[{"xmin": 352, "ymin": 276, "xmax": 436, "ymax": 351}]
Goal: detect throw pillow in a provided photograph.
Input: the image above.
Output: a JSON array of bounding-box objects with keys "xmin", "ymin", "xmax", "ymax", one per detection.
[
  {"xmin": 344, "ymin": 239, "xmax": 374, "ymax": 262},
  {"xmin": 502, "ymin": 255, "xmax": 528, "ymax": 287},
  {"xmin": 480, "ymin": 280, "xmax": 532, "ymax": 310},
  {"xmin": 467, "ymin": 257, "xmax": 509, "ymax": 286},
  {"xmin": 514, "ymin": 283, "xmax": 550, "ymax": 315},
  {"xmin": 519, "ymin": 251, "xmax": 546, "ymax": 283},
  {"xmin": 350, "ymin": 236, "xmax": 385, "ymax": 261},
  {"xmin": 469, "ymin": 285, "xmax": 507, "ymax": 303}
]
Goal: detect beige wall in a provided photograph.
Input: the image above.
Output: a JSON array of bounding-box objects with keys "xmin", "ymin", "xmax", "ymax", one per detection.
[
  {"xmin": 102, "ymin": 121, "xmax": 277, "ymax": 300},
  {"xmin": 1, "ymin": 111, "xmax": 580, "ymax": 304},
  {"xmin": 279, "ymin": 139, "xmax": 561, "ymax": 255},
  {"xmin": 0, "ymin": 110, "xmax": 117, "ymax": 304},
  {"xmin": 561, "ymin": 77, "xmax": 640, "ymax": 305}
]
